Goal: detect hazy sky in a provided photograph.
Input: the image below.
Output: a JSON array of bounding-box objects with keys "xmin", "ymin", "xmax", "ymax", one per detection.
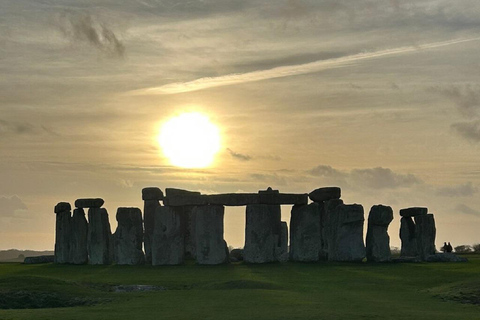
[{"xmin": 2, "ymin": 0, "xmax": 480, "ymax": 250}]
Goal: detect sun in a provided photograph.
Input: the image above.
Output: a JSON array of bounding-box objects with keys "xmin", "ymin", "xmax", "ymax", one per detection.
[{"xmin": 158, "ymin": 112, "xmax": 221, "ymax": 168}]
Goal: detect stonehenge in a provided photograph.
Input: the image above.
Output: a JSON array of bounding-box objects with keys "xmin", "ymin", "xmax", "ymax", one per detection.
[{"xmin": 54, "ymin": 186, "xmax": 443, "ymax": 266}]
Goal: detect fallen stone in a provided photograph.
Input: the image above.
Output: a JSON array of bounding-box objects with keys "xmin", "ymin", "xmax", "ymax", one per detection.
[
  {"xmin": 399, "ymin": 207, "xmax": 428, "ymax": 217},
  {"xmin": 366, "ymin": 205, "xmax": 393, "ymax": 262},
  {"xmin": 152, "ymin": 206, "xmax": 185, "ymax": 266},
  {"xmin": 425, "ymin": 253, "xmax": 468, "ymax": 262},
  {"xmin": 54, "ymin": 202, "xmax": 71, "ymax": 214},
  {"xmin": 275, "ymin": 222, "xmax": 289, "ymax": 262},
  {"xmin": 24, "ymin": 255, "xmax": 54, "ymax": 264},
  {"xmin": 290, "ymin": 203, "xmax": 322, "ymax": 262},
  {"xmin": 114, "ymin": 207, "xmax": 145, "ymax": 265},
  {"xmin": 113, "ymin": 285, "xmax": 166, "ymax": 292},
  {"xmin": 87, "ymin": 208, "xmax": 113, "ymax": 265},
  {"xmin": 54, "ymin": 204, "xmax": 71, "ymax": 264},
  {"xmin": 400, "ymin": 216, "xmax": 417, "ymax": 257},
  {"xmin": 309, "ymin": 187, "xmax": 341, "ymax": 203},
  {"xmin": 392, "ymin": 256, "xmax": 421, "ymax": 263},
  {"xmin": 415, "ymin": 213, "xmax": 436, "ymax": 260},
  {"xmin": 142, "ymin": 187, "xmax": 164, "ymax": 201},
  {"xmin": 327, "ymin": 204, "xmax": 365, "ymax": 262},
  {"xmin": 70, "ymin": 208, "xmax": 88, "ymax": 264},
  {"xmin": 229, "ymin": 248, "xmax": 244, "ymax": 262},
  {"xmin": 75, "ymin": 198, "xmax": 104, "ymax": 209},
  {"xmin": 143, "ymin": 198, "xmax": 161, "ymax": 264},
  {"xmin": 194, "ymin": 205, "xmax": 228, "ymax": 265},
  {"xmin": 244, "ymin": 204, "xmax": 281, "ymax": 264}
]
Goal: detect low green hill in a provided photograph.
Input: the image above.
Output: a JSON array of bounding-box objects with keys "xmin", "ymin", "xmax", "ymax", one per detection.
[{"xmin": 0, "ymin": 255, "xmax": 479, "ymax": 319}]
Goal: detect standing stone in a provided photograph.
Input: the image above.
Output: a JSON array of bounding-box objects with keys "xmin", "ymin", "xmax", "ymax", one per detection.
[
  {"xmin": 400, "ymin": 216, "xmax": 417, "ymax": 257},
  {"xmin": 290, "ymin": 203, "xmax": 322, "ymax": 262},
  {"xmin": 70, "ymin": 208, "xmax": 88, "ymax": 264},
  {"xmin": 415, "ymin": 213, "xmax": 436, "ymax": 260},
  {"xmin": 152, "ymin": 206, "xmax": 184, "ymax": 265},
  {"xmin": 244, "ymin": 204, "xmax": 281, "ymax": 263},
  {"xmin": 322, "ymin": 199, "xmax": 344, "ymax": 260},
  {"xmin": 275, "ymin": 222, "xmax": 289, "ymax": 262},
  {"xmin": 194, "ymin": 205, "xmax": 228, "ymax": 265},
  {"xmin": 366, "ymin": 205, "xmax": 394, "ymax": 262},
  {"xmin": 142, "ymin": 187, "xmax": 163, "ymax": 264},
  {"xmin": 327, "ymin": 204, "xmax": 365, "ymax": 262},
  {"xmin": 54, "ymin": 202, "xmax": 71, "ymax": 264},
  {"xmin": 114, "ymin": 207, "xmax": 145, "ymax": 265},
  {"xmin": 181, "ymin": 206, "xmax": 196, "ymax": 260},
  {"xmin": 87, "ymin": 208, "xmax": 113, "ymax": 265}
]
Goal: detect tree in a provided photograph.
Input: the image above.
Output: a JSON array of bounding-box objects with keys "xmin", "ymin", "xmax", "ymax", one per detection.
[
  {"xmin": 454, "ymin": 245, "xmax": 473, "ymax": 253},
  {"xmin": 472, "ymin": 243, "xmax": 480, "ymax": 253}
]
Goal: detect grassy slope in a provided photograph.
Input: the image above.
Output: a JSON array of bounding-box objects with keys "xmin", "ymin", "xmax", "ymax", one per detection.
[{"xmin": 0, "ymin": 255, "xmax": 479, "ymax": 320}]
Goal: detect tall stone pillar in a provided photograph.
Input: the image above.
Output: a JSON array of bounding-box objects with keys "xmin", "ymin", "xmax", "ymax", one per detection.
[
  {"xmin": 81, "ymin": 198, "xmax": 112, "ymax": 265},
  {"xmin": 399, "ymin": 207, "xmax": 428, "ymax": 257},
  {"xmin": 70, "ymin": 208, "xmax": 88, "ymax": 264},
  {"xmin": 54, "ymin": 202, "xmax": 72, "ymax": 264},
  {"xmin": 415, "ymin": 213, "xmax": 436, "ymax": 260},
  {"xmin": 244, "ymin": 204, "xmax": 281, "ymax": 263},
  {"xmin": 290, "ymin": 203, "xmax": 322, "ymax": 262},
  {"xmin": 152, "ymin": 206, "xmax": 184, "ymax": 265},
  {"xmin": 322, "ymin": 199, "xmax": 344, "ymax": 260},
  {"xmin": 114, "ymin": 207, "xmax": 145, "ymax": 265},
  {"xmin": 142, "ymin": 187, "xmax": 164, "ymax": 264},
  {"xmin": 194, "ymin": 205, "xmax": 228, "ymax": 265},
  {"xmin": 366, "ymin": 205, "xmax": 393, "ymax": 262}
]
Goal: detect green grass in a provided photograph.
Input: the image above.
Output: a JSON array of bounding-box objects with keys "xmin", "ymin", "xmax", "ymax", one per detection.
[{"xmin": 0, "ymin": 255, "xmax": 479, "ymax": 320}]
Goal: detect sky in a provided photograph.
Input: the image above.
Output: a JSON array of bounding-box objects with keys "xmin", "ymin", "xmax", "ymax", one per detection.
[{"xmin": 1, "ymin": 0, "xmax": 480, "ymax": 251}]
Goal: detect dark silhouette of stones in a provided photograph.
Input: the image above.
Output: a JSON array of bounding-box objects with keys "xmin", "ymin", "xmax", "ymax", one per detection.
[
  {"xmin": 322, "ymin": 199, "xmax": 344, "ymax": 259},
  {"xmin": 54, "ymin": 202, "xmax": 71, "ymax": 214},
  {"xmin": 425, "ymin": 253, "xmax": 468, "ymax": 262},
  {"xmin": 366, "ymin": 205, "xmax": 394, "ymax": 262},
  {"xmin": 70, "ymin": 208, "xmax": 88, "ymax": 264},
  {"xmin": 75, "ymin": 198, "xmax": 104, "ymax": 209},
  {"xmin": 309, "ymin": 187, "xmax": 341, "ymax": 203},
  {"xmin": 244, "ymin": 204, "xmax": 281, "ymax": 263},
  {"xmin": 114, "ymin": 207, "xmax": 145, "ymax": 265},
  {"xmin": 143, "ymin": 198, "xmax": 160, "ymax": 264},
  {"xmin": 414, "ymin": 213, "xmax": 436, "ymax": 260},
  {"xmin": 275, "ymin": 221, "xmax": 289, "ymax": 262},
  {"xmin": 194, "ymin": 205, "xmax": 228, "ymax": 265},
  {"xmin": 290, "ymin": 203, "xmax": 322, "ymax": 262},
  {"xmin": 24, "ymin": 255, "xmax": 54, "ymax": 264},
  {"xmin": 87, "ymin": 208, "xmax": 113, "ymax": 265},
  {"xmin": 142, "ymin": 187, "xmax": 164, "ymax": 201},
  {"xmin": 399, "ymin": 207, "xmax": 428, "ymax": 217},
  {"xmin": 327, "ymin": 204, "xmax": 365, "ymax": 262},
  {"xmin": 164, "ymin": 188, "xmax": 206, "ymax": 206},
  {"xmin": 207, "ymin": 193, "xmax": 259, "ymax": 206},
  {"xmin": 400, "ymin": 216, "xmax": 417, "ymax": 257},
  {"xmin": 54, "ymin": 202, "xmax": 71, "ymax": 264},
  {"xmin": 152, "ymin": 206, "xmax": 184, "ymax": 265},
  {"xmin": 180, "ymin": 206, "xmax": 196, "ymax": 259}
]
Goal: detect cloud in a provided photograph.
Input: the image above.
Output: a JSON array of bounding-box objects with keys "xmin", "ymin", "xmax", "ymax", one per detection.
[
  {"xmin": 56, "ymin": 12, "xmax": 125, "ymax": 58},
  {"xmin": 436, "ymin": 182, "xmax": 478, "ymax": 197},
  {"xmin": 455, "ymin": 204, "xmax": 480, "ymax": 217},
  {"xmin": 227, "ymin": 148, "xmax": 252, "ymax": 161},
  {"xmin": 451, "ymin": 120, "xmax": 480, "ymax": 142},
  {"xmin": 0, "ymin": 119, "xmax": 35, "ymax": 135},
  {"xmin": 130, "ymin": 37, "xmax": 480, "ymax": 95},
  {"xmin": 433, "ymin": 85, "xmax": 480, "ymax": 118},
  {"xmin": 0, "ymin": 195, "xmax": 27, "ymax": 218}
]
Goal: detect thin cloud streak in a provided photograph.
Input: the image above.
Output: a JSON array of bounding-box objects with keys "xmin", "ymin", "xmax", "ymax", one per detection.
[{"xmin": 131, "ymin": 37, "xmax": 480, "ymax": 95}]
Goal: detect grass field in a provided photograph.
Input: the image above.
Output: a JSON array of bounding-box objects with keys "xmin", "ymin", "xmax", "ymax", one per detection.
[{"xmin": 0, "ymin": 255, "xmax": 479, "ymax": 320}]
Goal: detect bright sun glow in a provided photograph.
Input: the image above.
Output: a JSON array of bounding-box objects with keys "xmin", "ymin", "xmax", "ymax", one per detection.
[{"xmin": 158, "ymin": 112, "xmax": 221, "ymax": 168}]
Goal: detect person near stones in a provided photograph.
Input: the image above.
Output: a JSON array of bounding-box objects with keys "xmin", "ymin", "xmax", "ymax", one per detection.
[
  {"xmin": 441, "ymin": 242, "xmax": 448, "ymax": 253},
  {"xmin": 446, "ymin": 242, "xmax": 453, "ymax": 253}
]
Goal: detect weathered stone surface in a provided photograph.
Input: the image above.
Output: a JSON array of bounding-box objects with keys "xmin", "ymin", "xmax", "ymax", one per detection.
[
  {"xmin": 244, "ymin": 204, "xmax": 281, "ymax": 263},
  {"xmin": 290, "ymin": 203, "xmax": 322, "ymax": 262},
  {"xmin": 275, "ymin": 221, "xmax": 289, "ymax": 262},
  {"xmin": 143, "ymin": 199, "xmax": 160, "ymax": 264},
  {"xmin": 194, "ymin": 205, "xmax": 228, "ymax": 265},
  {"xmin": 400, "ymin": 216, "xmax": 417, "ymax": 257},
  {"xmin": 87, "ymin": 208, "xmax": 112, "ymax": 265},
  {"xmin": 70, "ymin": 208, "xmax": 88, "ymax": 264},
  {"xmin": 152, "ymin": 206, "xmax": 184, "ymax": 265},
  {"xmin": 309, "ymin": 187, "xmax": 341, "ymax": 203},
  {"xmin": 366, "ymin": 205, "xmax": 393, "ymax": 262},
  {"xmin": 180, "ymin": 206, "xmax": 196, "ymax": 259},
  {"xmin": 54, "ymin": 202, "xmax": 71, "ymax": 214},
  {"xmin": 322, "ymin": 199, "xmax": 344, "ymax": 259},
  {"xmin": 75, "ymin": 198, "xmax": 104, "ymax": 209},
  {"xmin": 114, "ymin": 207, "xmax": 145, "ymax": 265},
  {"xmin": 399, "ymin": 207, "xmax": 428, "ymax": 217},
  {"xmin": 24, "ymin": 255, "xmax": 54, "ymax": 264},
  {"xmin": 327, "ymin": 204, "xmax": 365, "ymax": 262},
  {"xmin": 425, "ymin": 253, "xmax": 468, "ymax": 262},
  {"xmin": 415, "ymin": 213, "xmax": 436, "ymax": 260},
  {"xmin": 142, "ymin": 187, "xmax": 164, "ymax": 201},
  {"xmin": 54, "ymin": 208, "xmax": 71, "ymax": 264}
]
